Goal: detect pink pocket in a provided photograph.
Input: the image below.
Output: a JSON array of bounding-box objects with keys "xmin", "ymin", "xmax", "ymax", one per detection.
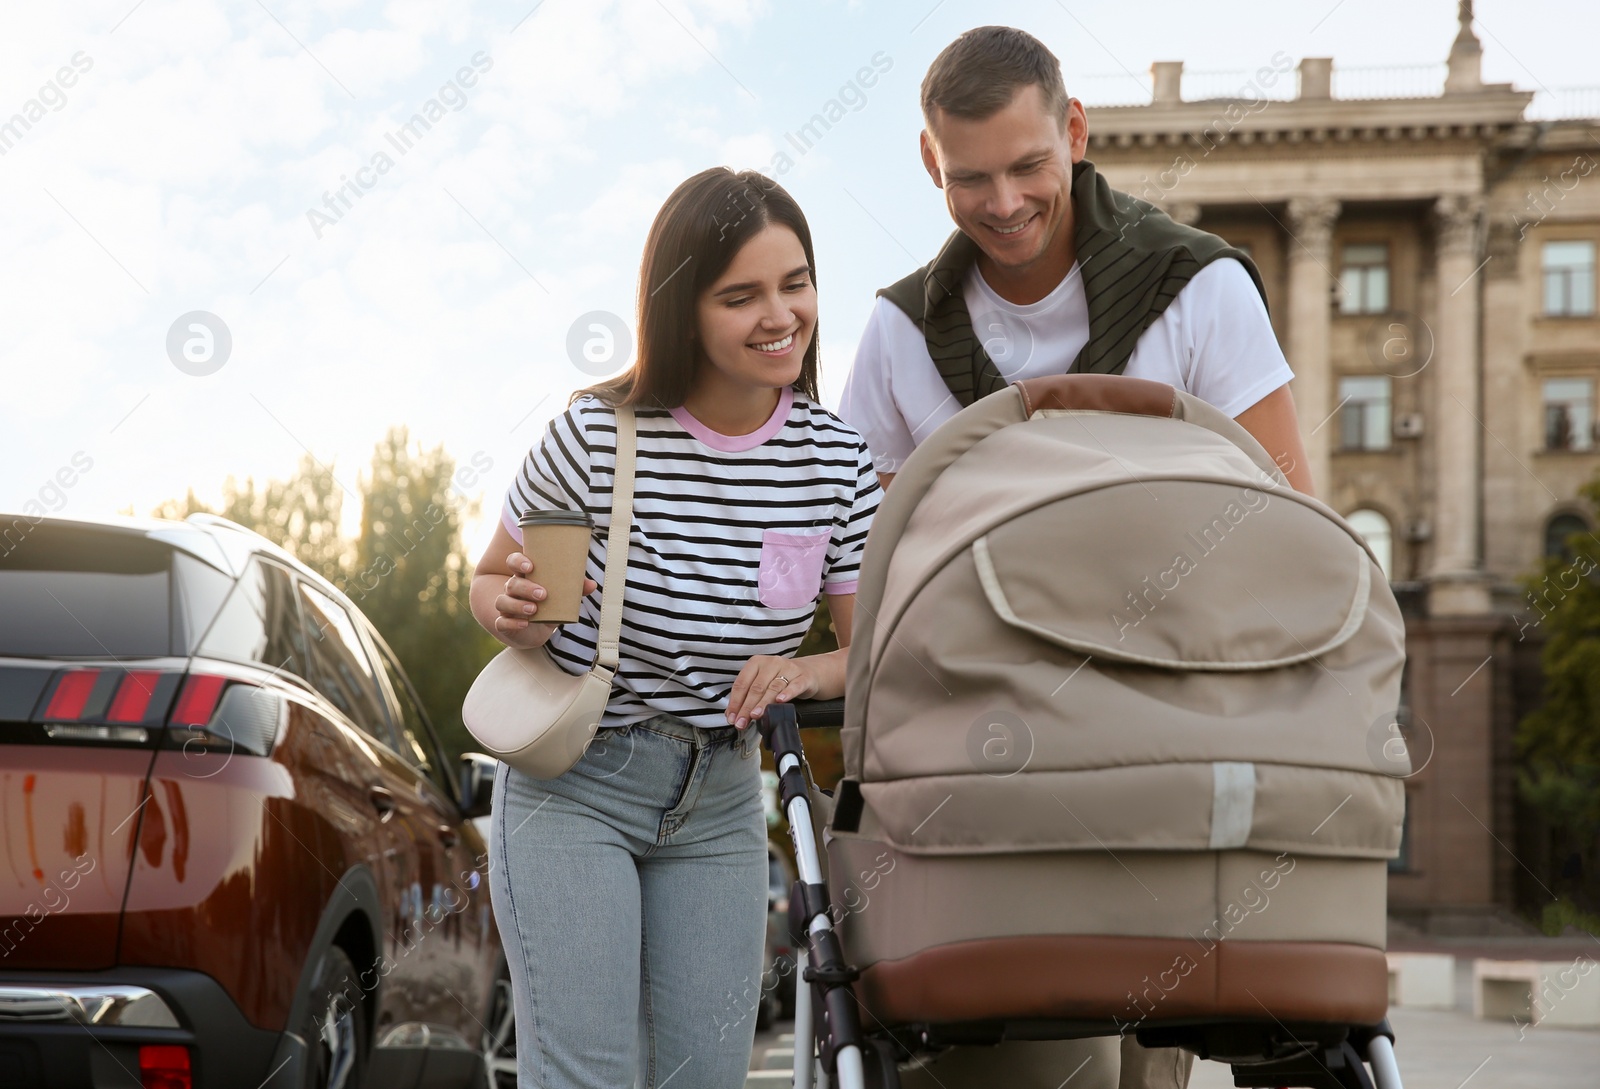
[{"xmin": 757, "ymin": 529, "xmax": 830, "ymax": 610}]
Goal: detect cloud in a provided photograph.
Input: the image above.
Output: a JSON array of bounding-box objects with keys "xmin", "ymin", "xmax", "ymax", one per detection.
[{"xmin": 0, "ymin": 0, "xmax": 768, "ymax": 539}]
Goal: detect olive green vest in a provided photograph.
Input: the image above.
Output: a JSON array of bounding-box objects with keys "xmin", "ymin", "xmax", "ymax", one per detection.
[{"xmin": 878, "ymin": 159, "xmax": 1268, "ymax": 407}]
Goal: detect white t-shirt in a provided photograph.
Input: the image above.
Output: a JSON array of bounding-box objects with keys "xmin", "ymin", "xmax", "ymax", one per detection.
[
  {"xmin": 839, "ymin": 256, "xmax": 1294, "ymax": 472},
  {"xmin": 500, "ymin": 389, "xmax": 880, "ymax": 729}
]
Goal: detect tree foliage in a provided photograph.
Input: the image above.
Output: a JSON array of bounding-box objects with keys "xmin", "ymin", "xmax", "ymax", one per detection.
[
  {"xmin": 151, "ymin": 432, "xmax": 500, "ymax": 764},
  {"xmin": 150, "ymin": 453, "xmax": 351, "ymax": 585},
  {"xmin": 343, "ymin": 428, "xmax": 501, "ymax": 764},
  {"xmin": 1515, "ymin": 473, "xmax": 1600, "ymax": 906}
]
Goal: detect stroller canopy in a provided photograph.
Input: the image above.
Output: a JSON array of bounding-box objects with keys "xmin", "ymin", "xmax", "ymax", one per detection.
[{"xmin": 841, "ymin": 373, "xmax": 1406, "ymax": 863}]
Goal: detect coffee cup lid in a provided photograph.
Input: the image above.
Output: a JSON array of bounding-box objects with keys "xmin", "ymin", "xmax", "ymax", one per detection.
[{"xmin": 518, "ymin": 509, "xmax": 594, "ymax": 529}]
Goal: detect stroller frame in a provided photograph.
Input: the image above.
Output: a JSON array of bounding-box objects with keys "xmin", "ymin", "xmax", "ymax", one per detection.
[{"xmin": 757, "ymin": 701, "xmax": 1406, "ymax": 1089}]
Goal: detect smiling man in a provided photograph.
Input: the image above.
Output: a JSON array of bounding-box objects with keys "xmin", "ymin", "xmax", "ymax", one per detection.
[
  {"xmin": 836, "ymin": 24, "xmax": 1315, "ymax": 1089},
  {"xmin": 840, "ymin": 26, "xmax": 1311, "ymax": 502}
]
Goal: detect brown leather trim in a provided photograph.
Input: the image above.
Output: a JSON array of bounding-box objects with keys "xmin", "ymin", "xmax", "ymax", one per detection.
[
  {"xmin": 856, "ymin": 935, "xmax": 1387, "ymax": 1028},
  {"xmin": 1015, "ymin": 375, "xmax": 1178, "ymax": 420}
]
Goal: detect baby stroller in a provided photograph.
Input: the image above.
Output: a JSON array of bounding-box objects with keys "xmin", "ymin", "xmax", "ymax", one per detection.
[{"xmin": 757, "ymin": 374, "xmax": 1409, "ymax": 1089}]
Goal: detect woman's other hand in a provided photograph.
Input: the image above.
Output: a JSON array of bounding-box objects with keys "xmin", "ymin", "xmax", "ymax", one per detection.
[{"xmin": 725, "ymin": 654, "xmax": 821, "ymax": 730}]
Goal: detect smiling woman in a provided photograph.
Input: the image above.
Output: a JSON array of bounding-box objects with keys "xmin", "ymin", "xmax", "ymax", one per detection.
[
  {"xmin": 471, "ymin": 166, "xmax": 881, "ymax": 1089},
  {"xmin": 581, "ymin": 169, "xmax": 824, "ymax": 416}
]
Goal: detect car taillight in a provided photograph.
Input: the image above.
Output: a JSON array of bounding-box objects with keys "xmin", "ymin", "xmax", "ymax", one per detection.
[
  {"xmin": 35, "ymin": 668, "xmax": 181, "ymax": 744},
  {"xmin": 109, "ymin": 670, "xmax": 166, "ymax": 723},
  {"xmin": 169, "ymin": 673, "xmax": 227, "ymax": 727},
  {"xmin": 33, "ymin": 668, "xmax": 280, "ymax": 754},
  {"xmin": 43, "ymin": 670, "xmax": 98, "ymax": 719},
  {"xmin": 167, "ymin": 674, "xmax": 281, "ymax": 756},
  {"xmin": 138, "ymin": 1043, "xmax": 191, "ymax": 1089}
]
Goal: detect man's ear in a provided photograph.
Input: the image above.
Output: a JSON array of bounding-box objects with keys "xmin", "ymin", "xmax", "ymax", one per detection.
[
  {"xmin": 919, "ymin": 130, "xmax": 944, "ymax": 189},
  {"xmin": 1066, "ymin": 98, "xmax": 1090, "ymax": 163}
]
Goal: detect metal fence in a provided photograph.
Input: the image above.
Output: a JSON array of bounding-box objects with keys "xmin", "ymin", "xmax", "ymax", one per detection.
[
  {"xmin": 1528, "ymin": 86, "xmax": 1600, "ymax": 121},
  {"xmin": 1073, "ymin": 63, "xmax": 1599, "ymax": 121}
]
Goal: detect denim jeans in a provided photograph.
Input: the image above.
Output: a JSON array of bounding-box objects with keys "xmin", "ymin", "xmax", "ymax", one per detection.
[{"xmin": 488, "ymin": 713, "xmax": 768, "ymax": 1089}]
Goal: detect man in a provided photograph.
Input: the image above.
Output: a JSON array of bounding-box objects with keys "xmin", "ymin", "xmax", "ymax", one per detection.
[
  {"xmin": 841, "ymin": 26, "xmax": 1310, "ymax": 498},
  {"xmin": 837, "ymin": 25, "xmax": 1314, "ymax": 1089}
]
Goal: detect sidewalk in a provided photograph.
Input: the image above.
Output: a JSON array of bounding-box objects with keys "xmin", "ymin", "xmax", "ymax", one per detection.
[{"xmin": 1190, "ymin": 1003, "xmax": 1599, "ymax": 1089}]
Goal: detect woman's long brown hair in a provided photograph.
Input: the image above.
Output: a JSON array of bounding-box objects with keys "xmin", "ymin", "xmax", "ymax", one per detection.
[{"xmin": 581, "ymin": 167, "xmax": 821, "ymax": 408}]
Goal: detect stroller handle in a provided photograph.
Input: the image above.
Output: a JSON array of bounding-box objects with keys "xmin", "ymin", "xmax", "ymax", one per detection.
[
  {"xmin": 755, "ymin": 700, "xmax": 842, "ymax": 763},
  {"xmin": 792, "ymin": 698, "xmax": 845, "ymax": 728},
  {"xmin": 754, "ymin": 699, "xmax": 875, "ymax": 1089}
]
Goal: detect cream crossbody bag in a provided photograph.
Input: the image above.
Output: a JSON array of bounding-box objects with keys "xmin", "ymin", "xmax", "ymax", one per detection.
[{"xmin": 461, "ymin": 404, "xmax": 636, "ymax": 778}]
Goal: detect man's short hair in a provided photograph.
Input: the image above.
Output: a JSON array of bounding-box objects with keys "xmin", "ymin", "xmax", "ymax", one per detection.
[{"xmin": 921, "ymin": 26, "xmax": 1070, "ymax": 134}]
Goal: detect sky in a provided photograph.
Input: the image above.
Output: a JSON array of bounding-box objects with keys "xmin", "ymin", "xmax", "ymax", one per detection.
[{"xmin": 2, "ymin": 0, "xmax": 1596, "ymax": 564}]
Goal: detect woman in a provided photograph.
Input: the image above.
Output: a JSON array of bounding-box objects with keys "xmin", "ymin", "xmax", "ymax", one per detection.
[{"xmin": 470, "ymin": 167, "xmax": 880, "ymax": 1088}]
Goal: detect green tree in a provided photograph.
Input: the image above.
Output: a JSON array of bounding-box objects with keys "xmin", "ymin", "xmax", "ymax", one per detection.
[
  {"xmin": 343, "ymin": 427, "xmax": 500, "ymax": 765},
  {"xmin": 1515, "ymin": 473, "xmax": 1600, "ymax": 915},
  {"xmin": 149, "ymin": 455, "xmax": 351, "ymax": 586},
  {"xmin": 151, "ymin": 433, "xmax": 499, "ymax": 769}
]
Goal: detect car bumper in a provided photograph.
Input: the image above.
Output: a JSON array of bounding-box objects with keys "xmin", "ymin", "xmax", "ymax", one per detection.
[{"xmin": 0, "ymin": 967, "xmax": 297, "ymax": 1089}]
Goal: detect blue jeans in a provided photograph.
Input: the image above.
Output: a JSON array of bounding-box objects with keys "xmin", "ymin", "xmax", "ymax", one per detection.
[{"xmin": 488, "ymin": 713, "xmax": 768, "ymax": 1089}]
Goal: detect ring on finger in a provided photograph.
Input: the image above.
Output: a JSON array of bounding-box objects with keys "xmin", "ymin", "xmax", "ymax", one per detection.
[{"xmin": 775, "ymin": 675, "xmax": 790, "ymax": 686}]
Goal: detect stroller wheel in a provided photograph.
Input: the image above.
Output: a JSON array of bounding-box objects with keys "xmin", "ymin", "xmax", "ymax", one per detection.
[{"xmin": 861, "ymin": 1037, "xmax": 901, "ymax": 1089}]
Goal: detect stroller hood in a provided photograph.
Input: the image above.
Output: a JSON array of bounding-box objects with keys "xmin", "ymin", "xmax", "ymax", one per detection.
[{"xmin": 840, "ymin": 374, "xmax": 1407, "ymax": 864}]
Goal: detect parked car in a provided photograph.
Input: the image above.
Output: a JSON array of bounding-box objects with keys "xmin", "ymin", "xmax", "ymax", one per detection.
[{"xmin": 0, "ymin": 513, "xmax": 516, "ymax": 1088}]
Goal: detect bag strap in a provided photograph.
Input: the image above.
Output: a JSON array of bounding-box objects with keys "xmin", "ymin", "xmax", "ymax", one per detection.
[{"xmin": 593, "ymin": 404, "xmax": 636, "ymax": 672}]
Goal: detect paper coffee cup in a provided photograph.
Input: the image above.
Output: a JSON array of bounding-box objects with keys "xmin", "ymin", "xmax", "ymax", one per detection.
[{"xmin": 517, "ymin": 510, "xmax": 593, "ymax": 624}]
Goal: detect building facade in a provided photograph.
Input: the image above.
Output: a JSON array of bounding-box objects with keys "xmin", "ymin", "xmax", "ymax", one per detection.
[{"xmin": 1083, "ymin": 5, "xmax": 1599, "ymax": 927}]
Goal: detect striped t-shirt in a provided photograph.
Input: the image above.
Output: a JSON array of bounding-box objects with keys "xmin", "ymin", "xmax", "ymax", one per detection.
[{"xmin": 501, "ymin": 386, "xmax": 880, "ymax": 729}]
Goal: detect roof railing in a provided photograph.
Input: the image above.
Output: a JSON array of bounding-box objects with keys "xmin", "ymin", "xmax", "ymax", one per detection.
[{"xmin": 1074, "ymin": 62, "xmax": 1598, "ymax": 120}]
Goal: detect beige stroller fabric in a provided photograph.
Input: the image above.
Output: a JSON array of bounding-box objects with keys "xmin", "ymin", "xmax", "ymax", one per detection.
[{"xmin": 832, "ymin": 374, "xmax": 1406, "ymax": 1027}]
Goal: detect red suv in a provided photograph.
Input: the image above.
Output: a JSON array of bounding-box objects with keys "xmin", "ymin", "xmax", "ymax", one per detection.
[{"xmin": 0, "ymin": 513, "xmax": 516, "ymax": 1089}]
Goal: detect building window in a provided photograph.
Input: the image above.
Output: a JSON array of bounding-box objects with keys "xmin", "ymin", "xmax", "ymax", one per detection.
[
  {"xmin": 1544, "ymin": 513, "xmax": 1591, "ymax": 560},
  {"xmin": 1339, "ymin": 376, "xmax": 1392, "ymax": 451},
  {"xmin": 1543, "ymin": 377, "xmax": 1594, "ymax": 451},
  {"xmin": 1347, "ymin": 508, "xmax": 1394, "ymax": 579},
  {"xmin": 1339, "ymin": 243, "xmax": 1390, "ymax": 314},
  {"xmin": 1543, "ymin": 241, "xmax": 1596, "ymax": 316}
]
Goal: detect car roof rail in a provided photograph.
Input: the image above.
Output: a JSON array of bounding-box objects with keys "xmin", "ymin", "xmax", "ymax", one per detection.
[
  {"xmin": 182, "ymin": 512, "xmax": 359, "ymax": 611},
  {"xmin": 184, "ymin": 512, "xmax": 258, "ymax": 534}
]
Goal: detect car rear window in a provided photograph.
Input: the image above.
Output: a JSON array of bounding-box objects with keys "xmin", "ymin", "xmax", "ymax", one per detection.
[
  {"xmin": 197, "ymin": 556, "xmax": 309, "ymax": 681},
  {"xmin": 0, "ymin": 525, "xmax": 229, "ymax": 658}
]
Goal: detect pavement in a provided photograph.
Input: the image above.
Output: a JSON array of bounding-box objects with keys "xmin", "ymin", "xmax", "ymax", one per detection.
[
  {"xmin": 753, "ymin": 939, "xmax": 1600, "ymax": 1088},
  {"xmin": 1190, "ymin": 1005, "xmax": 1599, "ymax": 1089}
]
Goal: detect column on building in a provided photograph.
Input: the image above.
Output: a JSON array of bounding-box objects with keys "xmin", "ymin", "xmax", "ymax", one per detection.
[
  {"xmin": 1479, "ymin": 213, "xmax": 1528, "ymax": 583},
  {"xmin": 1285, "ymin": 197, "xmax": 1341, "ymax": 494},
  {"xmin": 1428, "ymin": 193, "xmax": 1490, "ymax": 615}
]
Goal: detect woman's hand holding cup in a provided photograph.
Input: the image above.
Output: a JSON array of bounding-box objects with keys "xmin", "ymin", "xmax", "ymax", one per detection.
[
  {"xmin": 498, "ymin": 509, "xmax": 598, "ymax": 648},
  {"xmin": 495, "ymin": 551, "xmax": 597, "ymax": 648}
]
